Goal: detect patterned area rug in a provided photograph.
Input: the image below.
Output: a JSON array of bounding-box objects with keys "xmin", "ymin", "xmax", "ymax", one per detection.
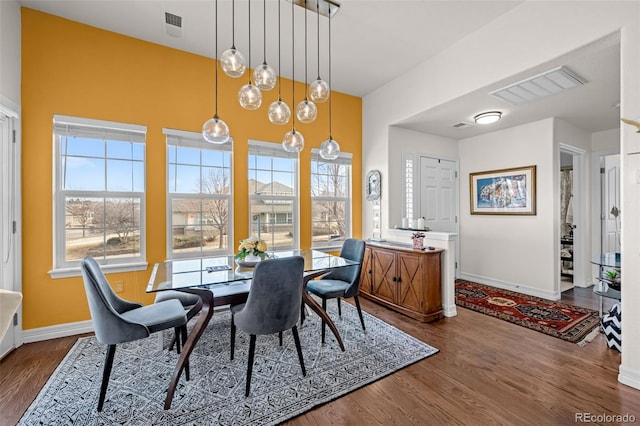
[
  {"xmin": 455, "ymin": 280, "xmax": 600, "ymax": 343},
  {"xmin": 19, "ymin": 301, "xmax": 438, "ymax": 425}
]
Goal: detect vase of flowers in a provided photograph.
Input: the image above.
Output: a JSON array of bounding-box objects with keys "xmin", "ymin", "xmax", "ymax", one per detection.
[
  {"xmin": 412, "ymin": 232, "xmax": 425, "ymax": 249},
  {"xmin": 235, "ymin": 236, "xmax": 268, "ymax": 264}
]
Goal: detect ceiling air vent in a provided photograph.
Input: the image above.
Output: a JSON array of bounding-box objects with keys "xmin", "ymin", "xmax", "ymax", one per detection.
[
  {"xmin": 452, "ymin": 122, "xmax": 470, "ymax": 128},
  {"xmin": 490, "ymin": 66, "xmax": 586, "ymax": 105},
  {"xmin": 165, "ymin": 12, "xmax": 183, "ymax": 38}
]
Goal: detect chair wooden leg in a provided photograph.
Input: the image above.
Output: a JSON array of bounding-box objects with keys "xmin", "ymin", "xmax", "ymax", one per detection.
[
  {"xmin": 279, "ymin": 331, "xmax": 283, "ymax": 346},
  {"xmin": 300, "ymin": 301, "xmax": 306, "ymax": 325},
  {"xmin": 321, "ymin": 298, "xmax": 327, "ymax": 344},
  {"xmin": 168, "ymin": 331, "xmax": 178, "ymax": 352},
  {"xmin": 291, "ymin": 326, "xmax": 306, "ymax": 376},
  {"xmin": 337, "ymin": 297, "xmax": 342, "ymax": 317},
  {"xmin": 230, "ymin": 315, "xmax": 236, "ymax": 361},
  {"xmin": 181, "ymin": 325, "xmax": 190, "ymax": 381},
  {"xmin": 354, "ymin": 295, "xmax": 366, "ymax": 331},
  {"xmin": 245, "ymin": 334, "xmax": 257, "ymax": 397},
  {"xmin": 98, "ymin": 344, "xmax": 117, "ymax": 412}
]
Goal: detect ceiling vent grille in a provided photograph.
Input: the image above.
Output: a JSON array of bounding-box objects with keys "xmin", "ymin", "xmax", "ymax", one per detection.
[
  {"xmin": 490, "ymin": 66, "xmax": 586, "ymax": 105},
  {"xmin": 165, "ymin": 12, "xmax": 183, "ymax": 38},
  {"xmin": 452, "ymin": 122, "xmax": 470, "ymax": 128}
]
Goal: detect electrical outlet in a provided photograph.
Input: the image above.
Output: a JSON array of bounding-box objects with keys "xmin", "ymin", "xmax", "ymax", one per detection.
[{"xmin": 114, "ymin": 282, "xmax": 124, "ymax": 293}]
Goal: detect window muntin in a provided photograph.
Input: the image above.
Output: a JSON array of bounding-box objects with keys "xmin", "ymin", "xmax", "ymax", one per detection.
[
  {"xmin": 248, "ymin": 141, "xmax": 298, "ymax": 250},
  {"xmin": 166, "ymin": 129, "xmax": 232, "ymax": 258},
  {"xmin": 54, "ymin": 115, "xmax": 146, "ymax": 269},
  {"xmin": 311, "ymin": 150, "xmax": 352, "ymax": 248}
]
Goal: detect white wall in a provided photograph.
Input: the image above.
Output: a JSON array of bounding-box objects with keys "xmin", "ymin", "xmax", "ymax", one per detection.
[
  {"xmin": 0, "ymin": 0, "xmax": 21, "ymax": 106},
  {"xmin": 458, "ymin": 119, "xmax": 556, "ymax": 297},
  {"xmin": 363, "ymin": 1, "xmax": 640, "ymax": 390}
]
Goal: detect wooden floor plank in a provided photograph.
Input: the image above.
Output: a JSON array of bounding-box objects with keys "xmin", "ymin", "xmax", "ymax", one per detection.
[{"xmin": 0, "ymin": 287, "xmax": 636, "ymax": 426}]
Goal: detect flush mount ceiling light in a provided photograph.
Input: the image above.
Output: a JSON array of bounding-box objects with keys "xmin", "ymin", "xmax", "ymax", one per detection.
[
  {"xmin": 474, "ymin": 111, "xmax": 502, "ymax": 125},
  {"xmin": 491, "ymin": 66, "xmax": 586, "ymax": 105}
]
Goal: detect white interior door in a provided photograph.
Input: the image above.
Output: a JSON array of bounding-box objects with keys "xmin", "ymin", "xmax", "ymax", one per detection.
[
  {"xmin": 603, "ymin": 154, "xmax": 621, "ymax": 254},
  {"xmin": 419, "ymin": 157, "xmax": 457, "ymax": 232},
  {"xmin": 0, "ymin": 112, "xmax": 19, "ymax": 358}
]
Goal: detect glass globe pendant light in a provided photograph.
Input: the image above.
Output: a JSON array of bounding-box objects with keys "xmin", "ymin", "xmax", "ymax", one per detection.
[
  {"xmin": 283, "ymin": 0, "xmax": 304, "ymax": 153},
  {"xmin": 220, "ymin": 0, "xmax": 246, "ymax": 78},
  {"xmin": 253, "ymin": 0, "xmax": 276, "ymax": 91},
  {"xmin": 203, "ymin": 0, "xmax": 231, "ymax": 144},
  {"xmin": 238, "ymin": 0, "xmax": 262, "ymax": 110},
  {"xmin": 295, "ymin": 0, "xmax": 317, "ymax": 124},
  {"xmin": 268, "ymin": 0, "xmax": 290, "ymax": 125},
  {"xmin": 319, "ymin": 5, "xmax": 340, "ymax": 160},
  {"xmin": 309, "ymin": 0, "xmax": 329, "ymax": 103}
]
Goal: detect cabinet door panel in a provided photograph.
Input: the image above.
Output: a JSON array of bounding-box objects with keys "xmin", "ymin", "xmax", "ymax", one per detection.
[
  {"xmin": 397, "ymin": 252, "xmax": 423, "ymax": 312},
  {"xmin": 371, "ymin": 248, "xmax": 396, "ymax": 304},
  {"xmin": 360, "ymin": 247, "xmax": 373, "ymax": 294}
]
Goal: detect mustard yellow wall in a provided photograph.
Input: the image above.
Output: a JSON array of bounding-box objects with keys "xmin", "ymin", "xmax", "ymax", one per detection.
[{"xmin": 21, "ymin": 8, "xmax": 362, "ymax": 330}]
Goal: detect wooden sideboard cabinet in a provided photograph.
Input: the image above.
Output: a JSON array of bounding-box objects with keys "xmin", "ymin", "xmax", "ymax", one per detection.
[{"xmin": 359, "ymin": 242, "xmax": 443, "ymax": 323}]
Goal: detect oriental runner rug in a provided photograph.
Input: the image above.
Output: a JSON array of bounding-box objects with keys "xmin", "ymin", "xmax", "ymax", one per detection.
[
  {"xmin": 455, "ymin": 280, "xmax": 600, "ymax": 344},
  {"xmin": 19, "ymin": 301, "xmax": 438, "ymax": 425}
]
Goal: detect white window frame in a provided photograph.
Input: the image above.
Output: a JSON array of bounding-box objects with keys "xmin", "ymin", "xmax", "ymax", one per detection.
[
  {"xmin": 248, "ymin": 140, "xmax": 299, "ymax": 250},
  {"xmin": 310, "ymin": 149, "xmax": 352, "ymax": 250},
  {"xmin": 50, "ymin": 115, "xmax": 147, "ymax": 278},
  {"xmin": 165, "ymin": 128, "xmax": 233, "ymax": 259}
]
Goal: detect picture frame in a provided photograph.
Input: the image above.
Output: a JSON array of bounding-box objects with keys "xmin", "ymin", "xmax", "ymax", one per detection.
[
  {"xmin": 470, "ymin": 165, "xmax": 536, "ymax": 215},
  {"xmin": 366, "ymin": 169, "xmax": 381, "ymax": 201}
]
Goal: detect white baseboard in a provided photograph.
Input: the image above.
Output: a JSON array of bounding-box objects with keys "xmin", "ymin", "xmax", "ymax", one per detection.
[
  {"xmin": 619, "ymin": 366, "xmax": 640, "ymax": 391},
  {"xmin": 458, "ymin": 272, "xmax": 560, "ymax": 300},
  {"xmin": 443, "ymin": 303, "xmax": 457, "ymax": 317},
  {"xmin": 23, "ymin": 320, "xmax": 94, "ymax": 343}
]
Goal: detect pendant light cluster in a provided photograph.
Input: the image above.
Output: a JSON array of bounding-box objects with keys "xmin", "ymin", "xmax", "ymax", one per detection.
[{"xmin": 203, "ymin": 0, "xmax": 340, "ymax": 159}]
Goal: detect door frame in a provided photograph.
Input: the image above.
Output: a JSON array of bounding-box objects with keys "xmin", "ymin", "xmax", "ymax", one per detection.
[
  {"xmin": 0, "ymin": 98, "xmax": 23, "ymax": 357},
  {"xmin": 558, "ymin": 144, "xmax": 587, "ymax": 290}
]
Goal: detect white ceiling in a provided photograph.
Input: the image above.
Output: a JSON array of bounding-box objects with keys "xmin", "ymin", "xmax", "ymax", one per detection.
[{"xmin": 19, "ymin": 0, "xmax": 620, "ymax": 138}]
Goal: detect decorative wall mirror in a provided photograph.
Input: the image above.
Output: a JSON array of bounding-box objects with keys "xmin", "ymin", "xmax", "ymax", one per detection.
[{"xmin": 366, "ymin": 169, "xmax": 381, "ymax": 201}]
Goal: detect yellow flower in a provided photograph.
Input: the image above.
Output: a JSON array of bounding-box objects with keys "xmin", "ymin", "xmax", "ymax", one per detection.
[{"xmin": 256, "ymin": 241, "xmax": 267, "ymax": 252}]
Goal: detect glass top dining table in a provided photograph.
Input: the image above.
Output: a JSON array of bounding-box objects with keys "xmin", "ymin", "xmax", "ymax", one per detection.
[
  {"xmin": 147, "ymin": 249, "xmax": 357, "ymax": 293},
  {"xmin": 147, "ymin": 249, "xmax": 359, "ymax": 409}
]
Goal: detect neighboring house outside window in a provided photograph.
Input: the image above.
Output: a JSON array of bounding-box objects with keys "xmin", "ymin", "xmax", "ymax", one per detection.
[
  {"xmin": 310, "ymin": 149, "xmax": 352, "ymax": 249},
  {"xmin": 165, "ymin": 128, "xmax": 232, "ymax": 259},
  {"xmin": 248, "ymin": 140, "xmax": 298, "ymax": 249},
  {"xmin": 52, "ymin": 115, "xmax": 146, "ymax": 277}
]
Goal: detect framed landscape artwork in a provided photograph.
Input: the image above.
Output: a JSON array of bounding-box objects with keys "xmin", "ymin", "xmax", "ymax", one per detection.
[{"xmin": 469, "ymin": 165, "xmax": 536, "ymax": 215}]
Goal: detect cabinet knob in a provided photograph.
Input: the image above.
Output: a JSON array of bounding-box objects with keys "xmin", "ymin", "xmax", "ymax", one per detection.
[
  {"xmin": 368, "ymin": 269, "xmax": 372, "ymax": 274},
  {"xmin": 392, "ymin": 277, "xmax": 397, "ymax": 282}
]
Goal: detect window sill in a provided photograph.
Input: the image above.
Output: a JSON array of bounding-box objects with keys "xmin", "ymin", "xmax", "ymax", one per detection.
[{"xmin": 48, "ymin": 262, "xmax": 149, "ymax": 279}]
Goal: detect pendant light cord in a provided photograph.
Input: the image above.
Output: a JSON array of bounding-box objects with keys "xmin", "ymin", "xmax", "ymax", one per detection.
[
  {"xmin": 248, "ymin": 0, "xmax": 252, "ymax": 82},
  {"xmin": 303, "ymin": 0, "xmax": 308, "ymax": 93},
  {"xmin": 328, "ymin": 7, "xmax": 332, "ymax": 137},
  {"xmin": 277, "ymin": 0, "xmax": 282, "ymax": 100},
  {"xmin": 214, "ymin": 0, "xmax": 219, "ymax": 117},
  {"xmin": 262, "ymin": 0, "xmax": 267, "ymax": 64},
  {"xmin": 316, "ymin": 0, "xmax": 320, "ymax": 80},
  {"xmin": 231, "ymin": 0, "xmax": 236, "ymax": 49},
  {"xmin": 291, "ymin": 0, "xmax": 296, "ymax": 129}
]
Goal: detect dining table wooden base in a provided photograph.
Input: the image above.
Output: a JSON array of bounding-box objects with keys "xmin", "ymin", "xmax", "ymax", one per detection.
[{"xmin": 163, "ymin": 288, "xmax": 213, "ymax": 410}]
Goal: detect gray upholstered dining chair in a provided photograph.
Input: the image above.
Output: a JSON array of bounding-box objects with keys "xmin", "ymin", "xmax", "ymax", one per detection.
[
  {"xmin": 305, "ymin": 238, "xmax": 366, "ymax": 343},
  {"xmin": 230, "ymin": 256, "xmax": 306, "ymax": 397},
  {"xmin": 80, "ymin": 256, "xmax": 188, "ymax": 412}
]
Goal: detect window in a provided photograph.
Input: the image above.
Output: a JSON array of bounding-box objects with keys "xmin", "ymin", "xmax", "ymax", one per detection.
[
  {"xmin": 53, "ymin": 115, "xmax": 146, "ymax": 274},
  {"xmin": 402, "ymin": 152, "xmax": 415, "ymax": 221},
  {"xmin": 248, "ymin": 140, "xmax": 298, "ymax": 249},
  {"xmin": 311, "ymin": 149, "xmax": 352, "ymax": 248},
  {"xmin": 165, "ymin": 129, "xmax": 232, "ymax": 258}
]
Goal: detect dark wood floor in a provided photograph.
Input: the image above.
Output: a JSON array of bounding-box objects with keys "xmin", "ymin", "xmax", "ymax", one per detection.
[{"xmin": 1, "ymin": 286, "xmax": 635, "ymax": 426}]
